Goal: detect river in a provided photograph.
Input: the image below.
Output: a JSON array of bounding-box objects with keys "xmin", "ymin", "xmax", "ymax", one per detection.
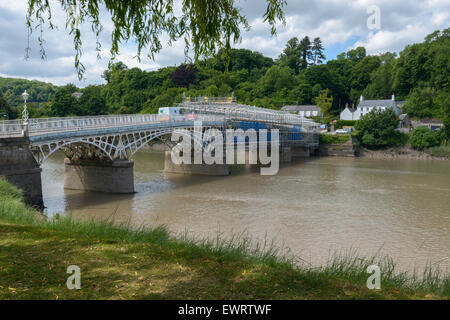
[{"xmin": 41, "ymin": 150, "xmax": 450, "ymax": 273}]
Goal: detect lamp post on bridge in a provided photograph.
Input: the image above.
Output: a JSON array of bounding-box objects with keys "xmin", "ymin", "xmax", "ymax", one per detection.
[{"xmin": 22, "ymin": 90, "xmax": 29, "ymax": 137}]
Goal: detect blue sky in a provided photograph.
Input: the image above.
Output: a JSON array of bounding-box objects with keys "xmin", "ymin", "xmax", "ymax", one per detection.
[{"xmin": 0, "ymin": 0, "xmax": 449, "ymax": 86}]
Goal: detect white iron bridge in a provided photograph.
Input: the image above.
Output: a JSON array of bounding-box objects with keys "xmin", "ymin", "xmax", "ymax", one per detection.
[{"xmin": 0, "ymin": 101, "xmax": 320, "ymax": 164}]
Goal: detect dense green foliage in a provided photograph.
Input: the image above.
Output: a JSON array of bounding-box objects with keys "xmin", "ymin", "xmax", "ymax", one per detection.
[
  {"xmin": 0, "ymin": 77, "xmax": 57, "ymax": 117},
  {"xmin": 0, "ymin": 28, "xmax": 448, "ymax": 125},
  {"xmin": 0, "ymin": 97, "xmax": 16, "ymax": 119},
  {"xmin": 409, "ymin": 126, "xmax": 440, "ymax": 149},
  {"xmin": 319, "ymin": 134, "xmax": 350, "ymax": 144},
  {"xmin": 334, "ymin": 120, "xmax": 357, "ymax": 129},
  {"xmin": 355, "ymin": 109, "xmax": 408, "ymax": 149}
]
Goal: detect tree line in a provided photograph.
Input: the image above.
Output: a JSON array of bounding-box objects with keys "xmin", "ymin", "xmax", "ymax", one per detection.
[{"xmin": 0, "ymin": 29, "xmax": 448, "ymax": 131}]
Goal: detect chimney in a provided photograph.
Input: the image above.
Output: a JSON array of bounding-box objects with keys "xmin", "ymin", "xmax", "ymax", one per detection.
[
  {"xmin": 360, "ymin": 95, "xmax": 364, "ymax": 102},
  {"xmin": 392, "ymin": 94, "xmax": 395, "ymax": 101}
]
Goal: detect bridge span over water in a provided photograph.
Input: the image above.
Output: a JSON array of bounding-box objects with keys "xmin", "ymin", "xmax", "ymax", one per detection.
[{"xmin": 0, "ymin": 98, "xmax": 320, "ymax": 209}]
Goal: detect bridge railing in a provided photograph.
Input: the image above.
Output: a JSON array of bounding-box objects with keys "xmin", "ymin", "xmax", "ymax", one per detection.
[
  {"xmin": 0, "ymin": 109, "xmax": 320, "ymax": 138},
  {"xmin": 180, "ymin": 103, "xmax": 320, "ymax": 131},
  {"xmin": 0, "ymin": 114, "xmax": 229, "ymax": 137}
]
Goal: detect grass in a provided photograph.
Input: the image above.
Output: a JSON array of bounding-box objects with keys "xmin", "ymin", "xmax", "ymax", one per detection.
[
  {"xmin": 319, "ymin": 134, "xmax": 350, "ymax": 144},
  {"xmin": 427, "ymin": 145, "xmax": 450, "ymax": 158},
  {"xmin": 0, "ymin": 178, "xmax": 448, "ymax": 299}
]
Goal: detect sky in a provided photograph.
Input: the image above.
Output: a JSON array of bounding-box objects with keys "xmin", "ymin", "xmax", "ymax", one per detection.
[{"xmin": 0, "ymin": 0, "xmax": 449, "ymax": 87}]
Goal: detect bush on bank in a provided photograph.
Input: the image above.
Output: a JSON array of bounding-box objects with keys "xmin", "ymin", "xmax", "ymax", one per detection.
[
  {"xmin": 354, "ymin": 109, "xmax": 408, "ymax": 149},
  {"xmin": 319, "ymin": 134, "xmax": 350, "ymax": 144},
  {"xmin": 409, "ymin": 126, "xmax": 440, "ymax": 150},
  {"xmin": 334, "ymin": 120, "xmax": 357, "ymax": 129}
]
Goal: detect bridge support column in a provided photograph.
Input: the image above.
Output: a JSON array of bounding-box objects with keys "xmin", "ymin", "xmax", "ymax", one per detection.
[
  {"xmin": 0, "ymin": 137, "xmax": 44, "ymax": 209},
  {"xmin": 164, "ymin": 151, "xmax": 230, "ymax": 175},
  {"xmin": 64, "ymin": 158, "xmax": 134, "ymax": 193},
  {"xmin": 280, "ymin": 146, "xmax": 292, "ymax": 163},
  {"xmin": 291, "ymin": 146, "xmax": 310, "ymax": 158}
]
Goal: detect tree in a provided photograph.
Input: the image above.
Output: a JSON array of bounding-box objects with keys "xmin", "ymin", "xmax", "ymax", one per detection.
[
  {"xmin": 26, "ymin": 0, "xmax": 286, "ymax": 78},
  {"xmin": 305, "ymin": 65, "xmax": 347, "ymax": 113},
  {"xmin": 278, "ymin": 37, "xmax": 302, "ymax": 73},
  {"xmin": 435, "ymin": 89, "xmax": 450, "ymax": 140},
  {"xmin": 312, "ymin": 37, "xmax": 325, "ymax": 65},
  {"xmin": 170, "ymin": 64, "xmax": 198, "ymax": 87},
  {"xmin": 102, "ymin": 62, "xmax": 128, "ymax": 84},
  {"xmin": 338, "ymin": 47, "xmax": 366, "ymax": 63},
  {"xmin": 299, "ymin": 36, "xmax": 313, "ymax": 70},
  {"xmin": 51, "ymin": 85, "xmax": 80, "ymax": 117},
  {"xmin": 258, "ymin": 66, "xmax": 295, "ymax": 96},
  {"xmin": 403, "ymin": 87, "xmax": 436, "ymax": 119},
  {"xmin": 355, "ymin": 108, "xmax": 406, "ymax": 149},
  {"xmin": 315, "ymin": 89, "xmax": 333, "ymax": 123},
  {"xmin": 409, "ymin": 126, "xmax": 440, "ymax": 149},
  {"xmin": 212, "ymin": 48, "xmax": 273, "ymax": 72},
  {"xmin": 0, "ymin": 97, "xmax": 17, "ymax": 119},
  {"xmin": 78, "ymin": 86, "xmax": 108, "ymax": 115}
]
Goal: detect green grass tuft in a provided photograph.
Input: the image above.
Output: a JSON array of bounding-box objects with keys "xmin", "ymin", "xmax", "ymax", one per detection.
[{"xmin": 427, "ymin": 145, "xmax": 450, "ymax": 157}]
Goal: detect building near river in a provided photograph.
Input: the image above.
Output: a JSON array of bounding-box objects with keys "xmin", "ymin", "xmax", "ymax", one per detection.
[
  {"xmin": 340, "ymin": 95, "xmax": 401, "ymax": 121},
  {"xmin": 281, "ymin": 105, "xmax": 322, "ymax": 118}
]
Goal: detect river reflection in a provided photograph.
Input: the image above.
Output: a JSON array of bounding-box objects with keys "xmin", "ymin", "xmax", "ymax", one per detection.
[{"xmin": 42, "ymin": 150, "xmax": 450, "ymax": 273}]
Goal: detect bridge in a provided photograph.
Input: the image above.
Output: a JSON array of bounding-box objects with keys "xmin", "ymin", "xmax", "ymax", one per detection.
[{"xmin": 0, "ymin": 96, "xmax": 320, "ymax": 209}]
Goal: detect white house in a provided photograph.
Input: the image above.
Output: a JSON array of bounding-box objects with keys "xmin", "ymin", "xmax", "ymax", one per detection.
[
  {"xmin": 340, "ymin": 95, "xmax": 401, "ymax": 121},
  {"xmin": 281, "ymin": 105, "xmax": 322, "ymax": 118}
]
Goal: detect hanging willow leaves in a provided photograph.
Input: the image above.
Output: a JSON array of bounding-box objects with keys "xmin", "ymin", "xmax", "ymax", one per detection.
[{"xmin": 26, "ymin": 0, "xmax": 286, "ymax": 79}]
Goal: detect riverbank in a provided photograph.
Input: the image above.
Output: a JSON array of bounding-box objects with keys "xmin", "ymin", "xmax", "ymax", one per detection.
[
  {"xmin": 359, "ymin": 146, "xmax": 450, "ymax": 160},
  {"xmin": 0, "ymin": 178, "xmax": 448, "ymax": 299}
]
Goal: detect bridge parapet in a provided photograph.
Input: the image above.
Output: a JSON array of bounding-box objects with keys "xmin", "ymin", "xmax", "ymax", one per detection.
[{"xmin": 0, "ymin": 114, "xmax": 225, "ymax": 138}]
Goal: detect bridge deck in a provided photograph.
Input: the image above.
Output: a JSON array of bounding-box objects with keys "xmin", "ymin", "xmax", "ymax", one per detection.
[{"xmin": 0, "ymin": 102, "xmax": 320, "ymax": 139}]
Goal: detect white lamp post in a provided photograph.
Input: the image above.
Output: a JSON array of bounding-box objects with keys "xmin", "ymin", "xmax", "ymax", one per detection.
[{"xmin": 22, "ymin": 90, "xmax": 29, "ymax": 136}]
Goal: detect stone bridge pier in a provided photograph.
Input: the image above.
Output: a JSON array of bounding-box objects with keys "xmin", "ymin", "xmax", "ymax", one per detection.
[
  {"xmin": 64, "ymin": 158, "xmax": 135, "ymax": 193},
  {"xmin": 164, "ymin": 151, "xmax": 230, "ymax": 175},
  {"xmin": 0, "ymin": 137, "xmax": 44, "ymax": 209}
]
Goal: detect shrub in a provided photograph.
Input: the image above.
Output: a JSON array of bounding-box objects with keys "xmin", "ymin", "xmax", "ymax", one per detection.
[
  {"xmin": 354, "ymin": 108, "xmax": 406, "ymax": 149},
  {"xmin": 319, "ymin": 134, "xmax": 350, "ymax": 144},
  {"xmin": 409, "ymin": 126, "xmax": 440, "ymax": 150},
  {"xmin": 428, "ymin": 145, "xmax": 450, "ymax": 157},
  {"xmin": 335, "ymin": 120, "xmax": 357, "ymax": 129}
]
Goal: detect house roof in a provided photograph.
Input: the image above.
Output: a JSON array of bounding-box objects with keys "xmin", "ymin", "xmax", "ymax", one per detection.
[
  {"xmin": 358, "ymin": 99, "xmax": 396, "ymax": 108},
  {"xmin": 72, "ymin": 92, "xmax": 83, "ymax": 99},
  {"xmin": 417, "ymin": 118, "xmax": 443, "ymax": 124},
  {"xmin": 282, "ymin": 105, "xmax": 318, "ymax": 112}
]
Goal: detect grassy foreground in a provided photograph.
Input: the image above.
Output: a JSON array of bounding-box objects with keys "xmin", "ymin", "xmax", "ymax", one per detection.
[{"xmin": 0, "ymin": 179, "xmax": 448, "ymax": 300}]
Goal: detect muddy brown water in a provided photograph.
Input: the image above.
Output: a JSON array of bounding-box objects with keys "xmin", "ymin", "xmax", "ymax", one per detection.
[{"xmin": 42, "ymin": 151, "xmax": 450, "ymax": 273}]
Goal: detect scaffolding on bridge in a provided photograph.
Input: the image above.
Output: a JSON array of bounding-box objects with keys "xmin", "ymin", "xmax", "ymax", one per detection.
[{"xmin": 178, "ymin": 96, "xmax": 320, "ymax": 133}]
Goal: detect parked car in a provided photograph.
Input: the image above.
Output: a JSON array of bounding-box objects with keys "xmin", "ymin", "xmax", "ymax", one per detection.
[{"xmin": 335, "ymin": 128, "xmax": 352, "ymax": 134}]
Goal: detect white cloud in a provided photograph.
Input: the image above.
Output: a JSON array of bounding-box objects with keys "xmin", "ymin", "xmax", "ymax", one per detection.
[{"xmin": 0, "ymin": 0, "xmax": 448, "ymax": 86}]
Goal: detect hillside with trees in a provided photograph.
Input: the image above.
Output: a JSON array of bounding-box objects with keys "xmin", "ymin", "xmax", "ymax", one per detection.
[{"xmin": 0, "ymin": 29, "xmax": 448, "ymax": 129}]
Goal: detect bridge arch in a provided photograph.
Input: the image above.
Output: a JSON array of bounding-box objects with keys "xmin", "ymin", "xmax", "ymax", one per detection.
[
  {"xmin": 31, "ymin": 126, "xmax": 213, "ymax": 164},
  {"xmin": 32, "ymin": 137, "xmax": 116, "ymax": 164},
  {"xmin": 126, "ymin": 127, "xmax": 212, "ymax": 159}
]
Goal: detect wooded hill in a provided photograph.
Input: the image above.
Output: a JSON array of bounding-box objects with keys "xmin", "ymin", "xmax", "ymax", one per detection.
[{"xmin": 0, "ymin": 29, "xmax": 448, "ymax": 127}]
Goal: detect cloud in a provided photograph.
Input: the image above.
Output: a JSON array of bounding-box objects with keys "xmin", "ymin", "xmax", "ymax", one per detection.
[{"xmin": 0, "ymin": 0, "xmax": 448, "ymax": 86}]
